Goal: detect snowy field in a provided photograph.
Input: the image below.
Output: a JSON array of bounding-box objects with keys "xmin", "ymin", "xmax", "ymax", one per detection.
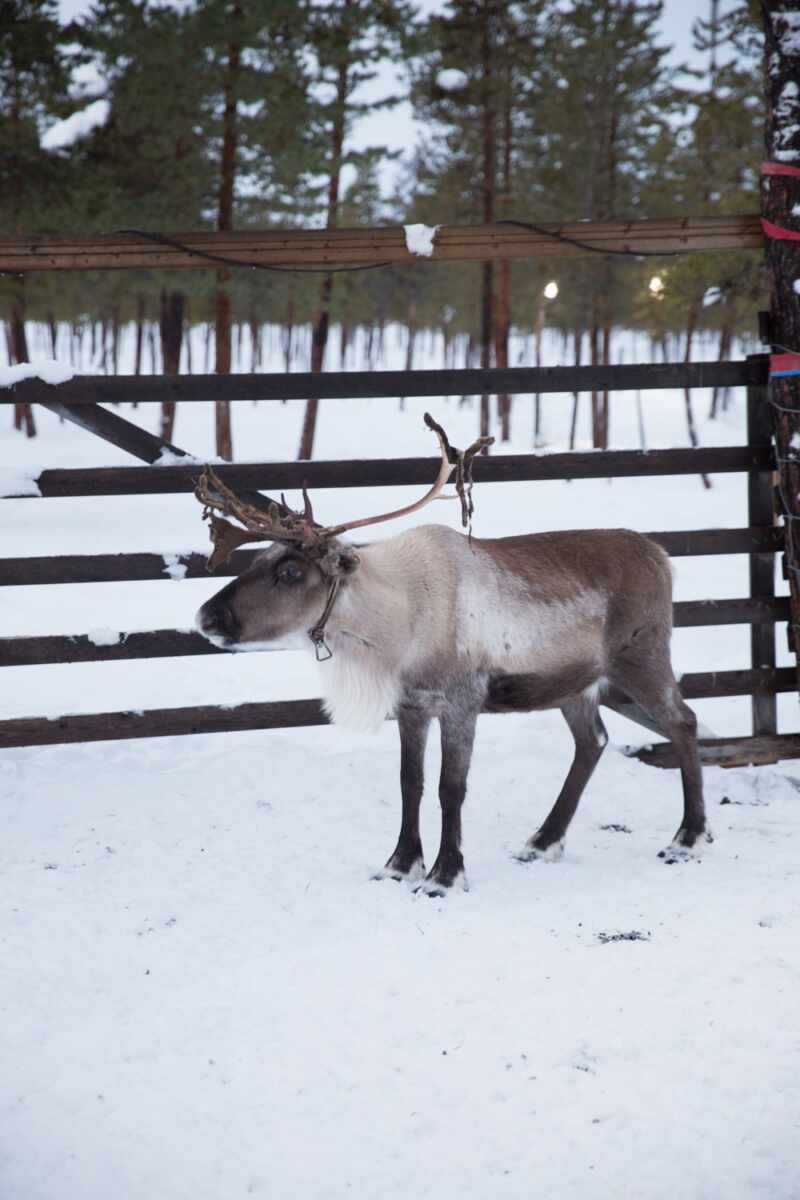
[{"xmin": 2, "ymin": 324, "xmax": 800, "ymax": 1199}]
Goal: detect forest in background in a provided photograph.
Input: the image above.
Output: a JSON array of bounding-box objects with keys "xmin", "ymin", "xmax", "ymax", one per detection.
[{"xmin": 1, "ymin": 0, "xmax": 765, "ymax": 454}]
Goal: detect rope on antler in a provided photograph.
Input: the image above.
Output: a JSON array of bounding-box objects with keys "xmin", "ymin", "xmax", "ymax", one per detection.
[{"xmin": 423, "ymin": 413, "xmax": 493, "ymax": 534}]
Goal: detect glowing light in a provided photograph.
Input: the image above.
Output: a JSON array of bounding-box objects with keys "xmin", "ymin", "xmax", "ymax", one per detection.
[
  {"xmin": 543, "ymin": 281, "xmax": 559, "ymax": 300},
  {"xmin": 649, "ymin": 275, "xmax": 664, "ymax": 296}
]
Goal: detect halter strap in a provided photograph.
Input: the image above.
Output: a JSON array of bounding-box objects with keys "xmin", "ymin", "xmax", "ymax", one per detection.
[{"xmin": 308, "ymin": 576, "xmax": 341, "ymax": 661}]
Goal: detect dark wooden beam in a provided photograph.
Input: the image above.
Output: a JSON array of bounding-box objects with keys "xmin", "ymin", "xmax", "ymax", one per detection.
[
  {"xmin": 3, "ymin": 446, "xmax": 773, "ymax": 500},
  {"xmin": 0, "ymin": 529, "xmax": 783, "ymax": 587},
  {"xmin": 646, "ymin": 526, "xmax": 784, "ymax": 558},
  {"xmin": 0, "ymin": 700, "xmax": 330, "ymax": 750},
  {"xmin": 32, "ymin": 398, "xmax": 283, "ymax": 518},
  {"xmin": 5, "ymin": 359, "xmax": 765, "ymax": 408},
  {"xmin": 37, "ymin": 399, "xmax": 187, "ymax": 465},
  {"xmin": 630, "ymin": 733, "xmax": 800, "ymax": 770},
  {"xmin": 762, "ymin": 8, "xmax": 800, "ymax": 701},
  {"xmin": 0, "ymin": 600, "xmax": 790, "ymax": 667},
  {"xmin": 0, "ymin": 669, "xmax": 794, "ymax": 750},
  {"xmin": 746, "ymin": 356, "xmax": 778, "ymax": 735},
  {"xmin": 0, "ymin": 215, "xmax": 764, "ymax": 274}
]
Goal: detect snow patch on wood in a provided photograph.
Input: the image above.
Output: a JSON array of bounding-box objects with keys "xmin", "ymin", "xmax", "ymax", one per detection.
[
  {"xmin": 0, "ymin": 359, "xmax": 75, "ymax": 388},
  {"xmin": 404, "ymin": 223, "xmax": 440, "ymax": 258}
]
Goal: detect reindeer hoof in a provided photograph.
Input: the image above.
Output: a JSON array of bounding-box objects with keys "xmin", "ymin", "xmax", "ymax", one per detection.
[
  {"xmin": 515, "ymin": 838, "xmax": 564, "ymax": 863},
  {"xmin": 659, "ymin": 828, "xmax": 713, "ymax": 863},
  {"xmin": 413, "ymin": 870, "xmax": 469, "ymax": 897},
  {"xmin": 372, "ymin": 859, "xmax": 426, "ymax": 883}
]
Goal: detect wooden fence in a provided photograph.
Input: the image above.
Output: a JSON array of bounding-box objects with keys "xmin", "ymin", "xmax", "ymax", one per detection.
[
  {"xmin": 1, "ymin": 353, "xmax": 796, "ymax": 767},
  {"xmin": 0, "ymin": 214, "xmax": 762, "ymax": 272}
]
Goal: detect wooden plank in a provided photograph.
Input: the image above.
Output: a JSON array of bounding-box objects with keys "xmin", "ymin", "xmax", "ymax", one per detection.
[
  {"xmin": 0, "ymin": 629, "xmax": 224, "ymax": 666},
  {"xmin": 746, "ymin": 359, "xmax": 778, "ymax": 735},
  {"xmin": 0, "ymin": 215, "xmax": 763, "ymax": 273},
  {"xmin": 646, "ymin": 526, "xmax": 784, "ymax": 557},
  {"xmin": 678, "ymin": 667, "xmax": 795, "ymax": 699},
  {"xmin": 0, "ymin": 668, "xmax": 794, "ymax": 750},
  {"xmin": 36, "ymin": 399, "xmax": 188, "ymax": 465},
  {"xmin": 630, "ymin": 733, "xmax": 800, "ymax": 769},
  {"xmin": 0, "ymin": 550, "xmax": 254, "ymax": 586},
  {"xmin": 0, "ymin": 528, "xmax": 783, "ymax": 588},
  {"xmin": 1, "ymin": 600, "xmax": 790, "ymax": 668},
  {"xmin": 2, "ymin": 446, "xmax": 773, "ymax": 500},
  {"xmin": 672, "ymin": 597, "xmax": 789, "ymax": 627},
  {"xmin": 5, "ymin": 359, "xmax": 765, "ymax": 408},
  {"xmin": 9, "ymin": 402, "xmax": 287, "ymax": 519},
  {"xmin": 0, "ymin": 700, "xmax": 330, "ymax": 750}
]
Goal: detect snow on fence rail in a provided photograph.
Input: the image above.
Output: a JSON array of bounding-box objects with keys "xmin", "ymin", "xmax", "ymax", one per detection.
[{"xmin": 0, "ymin": 354, "xmax": 795, "ymax": 769}]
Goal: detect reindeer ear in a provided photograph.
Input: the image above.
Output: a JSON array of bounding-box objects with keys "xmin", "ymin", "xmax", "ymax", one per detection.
[
  {"xmin": 318, "ymin": 544, "xmax": 360, "ymax": 577},
  {"xmin": 338, "ymin": 547, "xmax": 361, "ymax": 575}
]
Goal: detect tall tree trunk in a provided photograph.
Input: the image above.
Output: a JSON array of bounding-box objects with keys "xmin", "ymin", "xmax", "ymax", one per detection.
[
  {"xmin": 600, "ymin": 320, "xmax": 611, "ymax": 450},
  {"xmin": 283, "ymin": 284, "xmax": 295, "ymax": 372},
  {"xmin": 478, "ymin": 0, "xmax": 496, "ymax": 450},
  {"xmin": 709, "ymin": 295, "xmax": 734, "ymax": 418},
  {"xmin": 159, "ymin": 289, "xmax": 184, "ymax": 443},
  {"xmin": 494, "ymin": 79, "xmax": 513, "ymax": 441},
  {"xmin": 185, "ymin": 300, "xmax": 193, "ymax": 374},
  {"xmin": 299, "ymin": 31, "xmax": 350, "ymax": 460},
  {"xmin": 684, "ymin": 300, "xmax": 711, "ymax": 489},
  {"xmin": 8, "ymin": 294, "xmax": 36, "ymax": 437},
  {"xmin": 399, "ymin": 299, "xmax": 418, "ymax": 410},
  {"xmin": 569, "ymin": 327, "xmax": 582, "ymax": 451},
  {"xmin": 134, "ymin": 295, "xmax": 145, "ymax": 381},
  {"xmin": 590, "ymin": 310, "xmax": 601, "ymax": 448},
  {"xmin": 249, "ymin": 305, "xmax": 259, "ymax": 372},
  {"xmin": 214, "ymin": 19, "xmax": 241, "ymax": 462}
]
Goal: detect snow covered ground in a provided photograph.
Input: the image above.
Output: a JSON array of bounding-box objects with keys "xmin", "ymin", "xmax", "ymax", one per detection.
[{"xmin": 2, "ymin": 325, "xmax": 799, "ymax": 1199}]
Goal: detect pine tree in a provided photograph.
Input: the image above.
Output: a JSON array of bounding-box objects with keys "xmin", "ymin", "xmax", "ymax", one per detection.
[
  {"xmin": 539, "ymin": 0, "xmax": 678, "ymax": 447},
  {"xmin": 297, "ymin": 0, "xmax": 416, "ymax": 460},
  {"xmin": 1, "ymin": 0, "xmax": 72, "ymax": 435},
  {"xmin": 409, "ymin": 0, "xmax": 550, "ymax": 442}
]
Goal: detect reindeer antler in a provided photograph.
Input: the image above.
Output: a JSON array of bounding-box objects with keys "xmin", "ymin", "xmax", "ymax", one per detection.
[
  {"xmin": 195, "ymin": 415, "xmax": 494, "ymax": 569},
  {"xmin": 421, "ymin": 413, "xmax": 493, "ymax": 531},
  {"xmin": 195, "ymin": 467, "xmax": 323, "ymax": 571}
]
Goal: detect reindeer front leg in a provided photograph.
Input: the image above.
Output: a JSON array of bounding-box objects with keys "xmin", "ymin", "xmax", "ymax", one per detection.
[
  {"xmin": 374, "ymin": 702, "xmax": 431, "ymax": 882},
  {"xmin": 418, "ymin": 692, "xmax": 481, "ymax": 896}
]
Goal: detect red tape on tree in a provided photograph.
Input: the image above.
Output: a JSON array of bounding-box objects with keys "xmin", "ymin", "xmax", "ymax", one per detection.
[
  {"xmin": 761, "ymin": 163, "xmax": 800, "ymax": 240},
  {"xmin": 771, "ymin": 352, "xmax": 800, "ymax": 378},
  {"xmin": 762, "ymin": 160, "xmax": 800, "ymax": 179},
  {"xmin": 762, "ymin": 217, "xmax": 800, "ymax": 241}
]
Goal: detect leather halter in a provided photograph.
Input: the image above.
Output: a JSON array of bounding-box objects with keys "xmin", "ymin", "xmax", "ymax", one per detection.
[{"xmin": 308, "ymin": 576, "xmax": 341, "ymax": 662}]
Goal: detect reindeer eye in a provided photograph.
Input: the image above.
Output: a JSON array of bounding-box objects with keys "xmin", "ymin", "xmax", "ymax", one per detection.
[{"xmin": 276, "ymin": 559, "xmax": 304, "ymax": 585}]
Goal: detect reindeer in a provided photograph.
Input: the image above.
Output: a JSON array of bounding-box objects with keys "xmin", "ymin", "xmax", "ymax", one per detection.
[{"xmin": 195, "ymin": 415, "xmax": 710, "ymax": 895}]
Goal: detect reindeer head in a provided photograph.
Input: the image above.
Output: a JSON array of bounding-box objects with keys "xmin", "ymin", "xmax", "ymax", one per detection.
[{"xmin": 194, "ymin": 414, "xmax": 492, "ymax": 658}]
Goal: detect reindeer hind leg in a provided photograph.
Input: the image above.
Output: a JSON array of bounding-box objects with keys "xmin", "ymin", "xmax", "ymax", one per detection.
[
  {"xmin": 608, "ymin": 653, "xmax": 710, "ymax": 861},
  {"xmin": 518, "ymin": 691, "xmax": 608, "ymax": 863}
]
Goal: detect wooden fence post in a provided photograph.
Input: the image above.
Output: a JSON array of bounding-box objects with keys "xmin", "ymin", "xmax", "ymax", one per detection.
[
  {"xmin": 747, "ymin": 353, "xmax": 778, "ymax": 736},
  {"xmin": 762, "ymin": 4, "xmax": 800, "ymax": 700}
]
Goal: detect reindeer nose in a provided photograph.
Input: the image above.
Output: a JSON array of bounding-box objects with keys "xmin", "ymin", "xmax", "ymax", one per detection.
[{"xmin": 197, "ymin": 598, "xmax": 240, "ymax": 643}]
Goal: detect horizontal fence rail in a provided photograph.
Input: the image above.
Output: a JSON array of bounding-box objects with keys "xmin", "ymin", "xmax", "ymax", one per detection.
[
  {"xmin": 0, "ymin": 599, "xmax": 790, "ymax": 668},
  {"xmin": 2, "ymin": 447, "xmax": 774, "ymax": 500},
  {"xmin": 5, "ymin": 360, "xmax": 767, "ymax": 408},
  {"xmin": 0, "ymin": 668, "xmax": 795, "ymax": 751},
  {"xmin": 0, "ymin": 528, "xmax": 784, "ymax": 587},
  {"xmin": 0, "ymin": 215, "xmax": 763, "ymax": 274}
]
